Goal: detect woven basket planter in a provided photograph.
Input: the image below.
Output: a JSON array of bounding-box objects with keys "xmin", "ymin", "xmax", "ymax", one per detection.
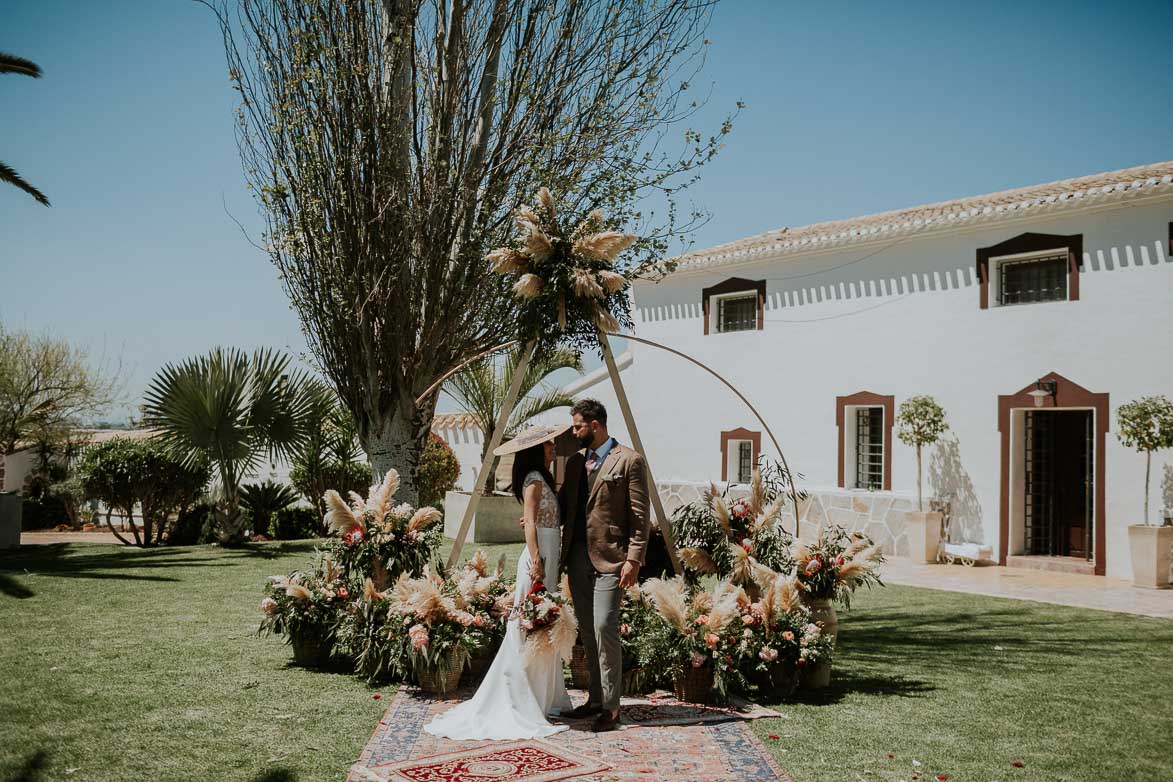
[
  {"xmin": 290, "ymin": 631, "xmax": 332, "ymax": 669},
  {"xmin": 569, "ymin": 643, "xmax": 592, "ymax": 689},
  {"xmin": 673, "ymin": 662, "xmax": 714, "ymax": 704},
  {"xmin": 416, "ymin": 647, "xmax": 467, "ymax": 694},
  {"xmin": 752, "ymin": 660, "xmax": 798, "ymax": 698},
  {"xmin": 460, "ymin": 638, "xmax": 500, "ymax": 687},
  {"xmin": 798, "ymin": 596, "xmax": 837, "ymax": 690}
]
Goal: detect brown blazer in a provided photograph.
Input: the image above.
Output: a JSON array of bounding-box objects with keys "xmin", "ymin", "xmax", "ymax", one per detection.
[{"xmin": 559, "ymin": 442, "xmax": 650, "ymax": 575}]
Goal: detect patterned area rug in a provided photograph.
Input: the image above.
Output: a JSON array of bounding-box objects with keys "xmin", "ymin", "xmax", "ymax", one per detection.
[
  {"xmin": 349, "ymin": 687, "xmax": 793, "ymax": 782},
  {"xmin": 372, "ymin": 739, "xmax": 609, "ymax": 782}
]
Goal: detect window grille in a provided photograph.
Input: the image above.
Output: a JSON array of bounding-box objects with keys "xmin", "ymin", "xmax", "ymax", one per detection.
[
  {"xmin": 737, "ymin": 441, "xmax": 753, "ymax": 484},
  {"xmin": 717, "ymin": 294, "xmax": 757, "ymax": 332},
  {"xmin": 998, "ymin": 253, "xmax": 1067, "ymax": 305},
  {"xmin": 854, "ymin": 407, "xmax": 884, "ymax": 490}
]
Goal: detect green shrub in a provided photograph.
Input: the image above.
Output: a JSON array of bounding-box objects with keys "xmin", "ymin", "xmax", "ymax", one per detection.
[
  {"xmin": 20, "ymin": 496, "xmax": 67, "ymax": 530},
  {"xmin": 240, "ymin": 480, "xmax": 300, "ymax": 537},
  {"xmin": 166, "ymin": 502, "xmax": 215, "ymax": 546},
  {"xmin": 419, "ymin": 433, "xmax": 459, "ymax": 507},
  {"xmin": 274, "ymin": 506, "xmax": 320, "ymax": 540}
]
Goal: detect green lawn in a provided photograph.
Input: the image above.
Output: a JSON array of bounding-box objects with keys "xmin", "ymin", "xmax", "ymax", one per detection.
[{"xmin": 1, "ymin": 540, "xmax": 1170, "ymax": 782}]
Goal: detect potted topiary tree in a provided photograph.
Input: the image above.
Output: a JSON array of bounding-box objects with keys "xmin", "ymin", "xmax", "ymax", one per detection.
[
  {"xmin": 896, "ymin": 395, "xmax": 949, "ymax": 564},
  {"xmin": 1116, "ymin": 396, "xmax": 1173, "ymax": 588}
]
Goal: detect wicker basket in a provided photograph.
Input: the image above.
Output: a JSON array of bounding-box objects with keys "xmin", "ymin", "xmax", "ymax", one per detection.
[
  {"xmin": 752, "ymin": 660, "xmax": 798, "ymax": 698},
  {"xmin": 673, "ymin": 662, "xmax": 714, "ymax": 704},
  {"xmin": 416, "ymin": 648, "xmax": 467, "ymax": 694},
  {"xmin": 290, "ymin": 631, "xmax": 332, "ymax": 669},
  {"xmin": 569, "ymin": 643, "xmax": 592, "ymax": 689}
]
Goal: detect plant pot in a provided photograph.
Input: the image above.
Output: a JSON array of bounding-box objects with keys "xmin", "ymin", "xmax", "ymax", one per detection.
[
  {"xmin": 290, "ymin": 631, "xmax": 333, "ymax": 668},
  {"xmin": 416, "ymin": 647, "xmax": 467, "ymax": 694},
  {"xmin": 673, "ymin": 662, "xmax": 714, "ymax": 704},
  {"xmin": 460, "ymin": 645, "xmax": 497, "ymax": 686},
  {"xmin": 799, "ymin": 659, "xmax": 831, "ymax": 690},
  {"xmin": 1128, "ymin": 524, "xmax": 1173, "ymax": 589},
  {"xmin": 622, "ymin": 665, "xmax": 650, "ymax": 696},
  {"xmin": 753, "ymin": 660, "xmax": 798, "ymax": 698},
  {"xmin": 801, "ymin": 596, "xmax": 839, "ymax": 648},
  {"xmin": 569, "ymin": 642, "xmax": 592, "ymax": 689},
  {"xmin": 904, "ymin": 511, "xmax": 942, "ymax": 564}
]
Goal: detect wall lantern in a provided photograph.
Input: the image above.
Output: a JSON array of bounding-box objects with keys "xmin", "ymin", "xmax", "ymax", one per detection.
[{"xmin": 1028, "ymin": 379, "xmax": 1058, "ymax": 408}]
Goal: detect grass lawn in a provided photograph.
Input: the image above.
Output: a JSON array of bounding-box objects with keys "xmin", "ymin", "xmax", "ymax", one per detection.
[{"xmin": 1, "ymin": 540, "xmax": 1171, "ymax": 782}]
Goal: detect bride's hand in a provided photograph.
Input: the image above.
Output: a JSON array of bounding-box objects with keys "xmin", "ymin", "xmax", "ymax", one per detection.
[{"xmin": 529, "ymin": 559, "xmax": 545, "ymax": 583}]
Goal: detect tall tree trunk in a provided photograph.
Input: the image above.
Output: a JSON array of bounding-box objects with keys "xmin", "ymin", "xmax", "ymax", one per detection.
[
  {"xmin": 365, "ymin": 397, "xmax": 436, "ymax": 507},
  {"xmin": 916, "ymin": 445, "xmax": 923, "ymax": 512},
  {"xmin": 1145, "ymin": 450, "xmax": 1151, "ymax": 525}
]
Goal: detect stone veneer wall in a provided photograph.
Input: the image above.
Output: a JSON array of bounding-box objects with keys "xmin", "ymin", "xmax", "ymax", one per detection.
[{"xmin": 655, "ymin": 481, "xmax": 918, "ymax": 557}]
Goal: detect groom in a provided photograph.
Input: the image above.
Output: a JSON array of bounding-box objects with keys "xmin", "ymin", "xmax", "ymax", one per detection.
[{"xmin": 559, "ymin": 399, "xmax": 649, "ymax": 732}]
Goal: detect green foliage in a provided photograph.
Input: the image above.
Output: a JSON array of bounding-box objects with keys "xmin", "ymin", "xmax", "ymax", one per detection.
[
  {"xmin": 167, "ymin": 502, "xmax": 215, "ymax": 546},
  {"xmin": 273, "ymin": 506, "xmax": 320, "ymax": 541},
  {"xmin": 418, "ymin": 434, "xmax": 459, "ymax": 507},
  {"xmin": 259, "ymin": 552, "xmax": 352, "ymax": 647},
  {"xmin": 20, "ymin": 496, "xmax": 66, "ymax": 531},
  {"xmin": 47, "ymin": 475, "xmax": 87, "ymax": 528},
  {"xmin": 239, "ymin": 480, "xmax": 300, "ymax": 537},
  {"xmin": 896, "ymin": 395, "xmax": 949, "ymax": 448},
  {"xmin": 77, "ymin": 437, "xmax": 209, "ymax": 547},
  {"xmin": 794, "ymin": 526, "xmax": 884, "ymax": 607},
  {"xmin": 290, "ymin": 459, "xmax": 370, "ymax": 522},
  {"xmin": 1116, "ymin": 396, "xmax": 1173, "ymax": 453},
  {"xmin": 287, "ymin": 380, "xmax": 365, "ymax": 520},
  {"xmin": 0, "ymin": 54, "xmax": 50, "ymax": 206},
  {"xmin": 141, "ymin": 347, "xmax": 316, "ymax": 544}
]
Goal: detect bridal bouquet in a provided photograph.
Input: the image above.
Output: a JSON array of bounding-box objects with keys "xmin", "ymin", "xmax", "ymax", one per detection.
[
  {"xmin": 793, "ymin": 525, "xmax": 885, "ymax": 606},
  {"xmin": 517, "ymin": 578, "xmax": 577, "ymax": 667},
  {"xmin": 322, "ymin": 468, "xmax": 443, "ymax": 589}
]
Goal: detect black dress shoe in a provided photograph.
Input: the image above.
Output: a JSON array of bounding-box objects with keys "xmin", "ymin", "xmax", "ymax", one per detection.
[
  {"xmin": 563, "ymin": 702, "xmax": 603, "ymax": 719},
  {"xmin": 591, "ymin": 711, "xmax": 620, "ymax": 732}
]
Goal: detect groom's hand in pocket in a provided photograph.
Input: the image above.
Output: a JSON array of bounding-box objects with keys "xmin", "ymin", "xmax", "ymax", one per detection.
[{"xmin": 619, "ymin": 560, "xmax": 640, "ymax": 589}]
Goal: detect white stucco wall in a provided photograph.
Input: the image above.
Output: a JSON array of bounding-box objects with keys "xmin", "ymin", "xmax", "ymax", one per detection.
[{"xmin": 615, "ymin": 194, "xmax": 1173, "ymax": 579}]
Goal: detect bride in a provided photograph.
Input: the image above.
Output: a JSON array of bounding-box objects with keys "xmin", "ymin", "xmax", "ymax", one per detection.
[{"xmin": 424, "ymin": 424, "xmax": 573, "ymax": 740}]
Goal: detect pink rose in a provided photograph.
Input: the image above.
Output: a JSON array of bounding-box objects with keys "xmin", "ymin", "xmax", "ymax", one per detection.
[
  {"xmin": 704, "ymin": 633, "xmax": 720, "ymax": 649},
  {"xmin": 260, "ymin": 597, "xmax": 279, "ymax": 616},
  {"xmin": 759, "ymin": 647, "xmax": 779, "ymax": 662},
  {"xmin": 695, "ymin": 615, "xmax": 709, "ymax": 626},
  {"xmin": 337, "ymin": 587, "xmax": 350, "ymax": 600},
  {"xmin": 408, "ymin": 623, "xmax": 429, "ymax": 651},
  {"xmin": 741, "ymin": 614, "xmax": 755, "ymax": 626},
  {"xmin": 473, "ymin": 615, "xmax": 485, "ymax": 627},
  {"xmin": 620, "ymin": 623, "xmax": 632, "ymax": 637},
  {"xmin": 836, "ymin": 555, "xmax": 844, "ymax": 566},
  {"xmin": 804, "ymin": 558, "xmax": 822, "ymax": 576},
  {"xmin": 782, "ymin": 630, "xmax": 795, "ymax": 642}
]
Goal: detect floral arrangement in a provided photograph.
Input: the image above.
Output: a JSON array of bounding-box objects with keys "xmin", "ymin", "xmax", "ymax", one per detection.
[
  {"xmin": 618, "ymin": 585, "xmax": 663, "ymax": 694},
  {"xmin": 516, "ymin": 578, "xmax": 578, "ymax": 667},
  {"xmin": 259, "ymin": 552, "xmax": 352, "ymax": 645},
  {"xmin": 452, "ymin": 549, "xmax": 515, "ymax": 657},
  {"xmin": 386, "ymin": 566, "xmax": 499, "ymax": 691},
  {"xmin": 487, "ymin": 187, "xmax": 668, "ymax": 352},
  {"xmin": 793, "ymin": 525, "xmax": 885, "ymax": 607},
  {"xmin": 737, "ymin": 567, "xmax": 833, "ymax": 682},
  {"xmin": 322, "ymin": 468, "xmax": 443, "ymax": 589},
  {"xmin": 635, "ymin": 577, "xmax": 753, "ymax": 701},
  {"xmin": 672, "ymin": 466, "xmax": 797, "ymax": 589}
]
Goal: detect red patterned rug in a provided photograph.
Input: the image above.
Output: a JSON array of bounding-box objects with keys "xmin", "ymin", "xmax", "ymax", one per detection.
[
  {"xmin": 349, "ymin": 687, "xmax": 793, "ymax": 782},
  {"xmin": 371, "ymin": 740, "xmax": 609, "ymax": 782}
]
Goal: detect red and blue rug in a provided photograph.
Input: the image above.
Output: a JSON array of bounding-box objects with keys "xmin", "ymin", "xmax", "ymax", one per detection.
[{"xmin": 349, "ymin": 687, "xmax": 794, "ymax": 782}]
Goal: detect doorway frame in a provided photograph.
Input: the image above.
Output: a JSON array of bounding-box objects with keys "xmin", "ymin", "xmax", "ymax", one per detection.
[{"xmin": 998, "ymin": 372, "xmax": 1108, "ymax": 575}]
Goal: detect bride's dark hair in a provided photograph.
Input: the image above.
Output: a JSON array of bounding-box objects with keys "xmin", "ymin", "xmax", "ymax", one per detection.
[{"xmin": 511, "ymin": 442, "xmax": 556, "ymax": 502}]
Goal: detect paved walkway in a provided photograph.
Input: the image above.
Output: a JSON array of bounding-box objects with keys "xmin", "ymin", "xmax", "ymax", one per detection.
[
  {"xmin": 882, "ymin": 558, "xmax": 1173, "ymax": 620},
  {"xmin": 18, "ymin": 530, "xmax": 130, "ymax": 546}
]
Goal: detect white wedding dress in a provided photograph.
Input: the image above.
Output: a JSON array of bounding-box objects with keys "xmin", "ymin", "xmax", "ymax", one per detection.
[{"xmin": 424, "ymin": 472, "xmax": 573, "ymax": 740}]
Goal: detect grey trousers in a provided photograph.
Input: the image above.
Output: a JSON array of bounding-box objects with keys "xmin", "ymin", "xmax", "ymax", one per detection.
[{"xmin": 567, "ymin": 541, "xmax": 623, "ymax": 711}]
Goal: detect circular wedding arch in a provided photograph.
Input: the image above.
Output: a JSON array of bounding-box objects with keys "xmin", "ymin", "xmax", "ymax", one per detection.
[{"xmin": 419, "ymin": 331, "xmax": 804, "ymax": 572}]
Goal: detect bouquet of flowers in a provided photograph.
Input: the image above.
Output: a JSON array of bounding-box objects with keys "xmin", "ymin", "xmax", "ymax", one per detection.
[
  {"xmin": 322, "ymin": 468, "xmax": 443, "ymax": 589},
  {"xmin": 735, "ymin": 567, "xmax": 833, "ymax": 689},
  {"xmin": 452, "ymin": 549, "xmax": 515, "ymax": 658},
  {"xmin": 260, "ymin": 552, "xmax": 353, "ymax": 664},
  {"xmin": 673, "ymin": 465, "xmax": 798, "ymax": 590},
  {"xmin": 636, "ymin": 577, "xmax": 752, "ymax": 701},
  {"xmin": 517, "ymin": 578, "xmax": 577, "ymax": 667},
  {"xmin": 793, "ymin": 525, "xmax": 885, "ymax": 606}
]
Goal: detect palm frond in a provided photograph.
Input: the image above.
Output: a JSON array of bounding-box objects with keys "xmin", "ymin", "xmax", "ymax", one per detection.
[
  {"xmin": 0, "ymin": 53, "xmax": 42, "ymax": 77},
  {"xmin": 0, "ymin": 160, "xmax": 50, "ymax": 206}
]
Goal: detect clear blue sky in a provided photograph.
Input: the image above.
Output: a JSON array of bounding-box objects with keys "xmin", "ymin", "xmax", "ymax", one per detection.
[{"xmin": 3, "ymin": 0, "xmax": 1171, "ymax": 422}]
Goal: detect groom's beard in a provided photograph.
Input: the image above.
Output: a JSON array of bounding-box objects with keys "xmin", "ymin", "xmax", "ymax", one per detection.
[{"xmin": 575, "ymin": 432, "xmax": 593, "ymax": 448}]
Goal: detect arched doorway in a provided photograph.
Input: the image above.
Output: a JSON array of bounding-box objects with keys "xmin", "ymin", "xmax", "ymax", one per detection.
[{"xmin": 997, "ymin": 372, "xmax": 1108, "ymax": 575}]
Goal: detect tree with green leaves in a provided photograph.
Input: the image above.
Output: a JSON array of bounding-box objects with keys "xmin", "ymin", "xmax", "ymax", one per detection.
[
  {"xmin": 1116, "ymin": 396, "xmax": 1173, "ymax": 526},
  {"xmin": 209, "ymin": 0, "xmax": 735, "ymax": 504},
  {"xmin": 77, "ymin": 437, "xmax": 209, "ymax": 547},
  {"xmin": 896, "ymin": 395, "xmax": 949, "ymax": 512},
  {"xmin": 445, "ymin": 345, "xmax": 581, "ymax": 494},
  {"xmin": 0, "ymin": 324, "xmax": 123, "ymax": 459},
  {"xmin": 1, "ymin": 53, "xmax": 50, "ymax": 206},
  {"xmin": 141, "ymin": 348, "xmax": 315, "ymax": 545},
  {"xmin": 288, "ymin": 379, "xmax": 365, "ymax": 522},
  {"xmin": 240, "ymin": 479, "xmax": 301, "ymax": 537}
]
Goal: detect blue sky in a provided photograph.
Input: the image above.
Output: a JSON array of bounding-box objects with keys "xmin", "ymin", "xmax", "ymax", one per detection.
[{"xmin": 2, "ymin": 0, "xmax": 1171, "ymax": 421}]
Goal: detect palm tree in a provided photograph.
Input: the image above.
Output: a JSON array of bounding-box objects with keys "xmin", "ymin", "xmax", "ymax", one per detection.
[
  {"xmin": 1, "ymin": 53, "xmax": 50, "ymax": 206},
  {"xmin": 445, "ymin": 346, "xmax": 583, "ymax": 494},
  {"xmin": 141, "ymin": 347, "xmax": 315, "ymax": 544}
]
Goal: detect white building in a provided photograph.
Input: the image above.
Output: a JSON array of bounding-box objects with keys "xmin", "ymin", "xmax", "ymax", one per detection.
[{"xmin": 581, "ymin": 160, "xmax": 1173, "ymax": 580}]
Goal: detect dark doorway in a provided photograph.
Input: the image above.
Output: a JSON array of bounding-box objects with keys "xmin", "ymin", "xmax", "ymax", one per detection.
[{"xmin": 1024, "ymin": 410, "xmax": 1093, "ymax": 559}]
